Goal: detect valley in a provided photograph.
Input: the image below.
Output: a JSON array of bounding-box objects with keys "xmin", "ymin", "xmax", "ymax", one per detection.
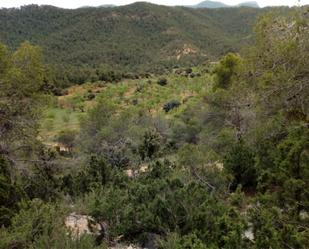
[{"xmin": 0, "ymin": 2, "xmax": 308, "ymax": 249}]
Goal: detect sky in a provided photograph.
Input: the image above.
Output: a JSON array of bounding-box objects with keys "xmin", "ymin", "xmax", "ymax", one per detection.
[{"xmin": 0, "ymin": 0, "xmax": 307, "ymax": 9}]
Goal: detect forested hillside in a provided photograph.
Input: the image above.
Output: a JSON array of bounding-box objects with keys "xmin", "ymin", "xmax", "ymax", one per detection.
[
  {"xmin": 0, "ymin": 3, "xmax": 266, "ymax": 71},
  {"xmin": 0, "ymin": 3, "xmax": 308, "ymax": 249}
]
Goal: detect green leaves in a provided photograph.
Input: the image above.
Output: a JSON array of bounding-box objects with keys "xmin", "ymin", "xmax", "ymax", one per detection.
[
  {"xmin": 0, "ymin": 156, "xmax": 23, "ymax": 227},
  {"xmin": 223, "ymin": 141, "xmax": 257, "ymax": 190},
  {"xmin": 0, "ymin": 5, "xmax": 261, "ymax": 72},
  {"xmin": 213, "ymin": 53, "xmax": 242, "ymax": 90},
  {"xmin": 0, "ymin": 41, "xmax": 47, "ymax": 163}
]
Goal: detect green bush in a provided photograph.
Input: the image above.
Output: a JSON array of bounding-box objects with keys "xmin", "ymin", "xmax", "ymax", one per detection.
[
  {"xmin": 160, "ymin": 233, "xmax": 208, "ymax": 249},
  {"xmin": 139, "ymin": 129, "xmax": 163, "ymax": 160},
  {"xmin": 157, "ymin": 78, "xmax": 168, "ymax": 86},
  {"xmin": 213, "ymin": 53, "xmax": 241, "ymax": 89},
  {"xmin": 0, "ymin": 156, "xmax": 23, "ymax": 227},
  {"xmin": 163, "ymin": 100, "xmax": 181, "ymax": 113},
  {"xmin": 223, "ymin": 141, "xmax": 257, "ymax": 190},
  {"xmin": 0, "ymin": 199, "xmax": 105, "ymax": 249}
]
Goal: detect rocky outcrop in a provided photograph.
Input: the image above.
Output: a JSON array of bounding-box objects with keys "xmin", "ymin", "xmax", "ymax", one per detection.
[
  {"xmin": 65, "ymin": 213, "xmax": 153, "ymax": 248},
  {"xmin": 65, "ymin": 213, "xmax": 106, "ymax": 239},
  {"xmin": 125, "ymin": 164, "xmax": 149, "ymax": 178}
]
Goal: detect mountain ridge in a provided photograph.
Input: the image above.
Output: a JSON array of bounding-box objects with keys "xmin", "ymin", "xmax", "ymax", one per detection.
[
  {"xmin": 0, "ymin": 2, "xmax": 276, "ymax": 71},
  {"xmin": 190, "ymin": 1, "xmax": 260, "ymax": 9}
]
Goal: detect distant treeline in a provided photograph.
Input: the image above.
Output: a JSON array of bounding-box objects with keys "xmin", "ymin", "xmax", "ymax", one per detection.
[{"xmin": 0, "ymin": 3, "xmax": 278, "ymax": 72}]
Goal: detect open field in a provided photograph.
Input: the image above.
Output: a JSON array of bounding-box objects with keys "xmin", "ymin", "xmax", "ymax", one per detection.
[{"xmin": 39, "ymin": 67, "xmax": 213, "ymax": 145}]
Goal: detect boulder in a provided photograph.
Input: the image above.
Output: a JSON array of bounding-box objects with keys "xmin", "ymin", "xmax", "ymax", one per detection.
[
  {"xmin": 65, "ymin": 213, "xmax": 106, "ymax": 239},
  {"xmin": 141, "ymin": 233, "xmax": 160, "ymax": 249}
]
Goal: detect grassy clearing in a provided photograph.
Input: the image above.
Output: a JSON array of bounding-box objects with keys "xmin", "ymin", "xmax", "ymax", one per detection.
[
  {"xmin": 39, "ymin": 67, "xmax": 213, "ymax": 145},
  {"xmin": 39, "ymin": 108, "xmax": 84, "ymax": 144}
]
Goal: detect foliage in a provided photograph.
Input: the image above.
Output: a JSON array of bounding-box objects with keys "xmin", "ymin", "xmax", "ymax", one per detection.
[
  {"xmin": 160, "ymin": 233, "xmax": 208, "ymax": 249},
  {"xmin": 1, "ymin": 6, "xmax": 309, "ymax": 249},
  {"xmin": 223, "ymin": 141, "xmax": 257, "ymax": 190},
  {"xmin": 139, "ymin": 129, "xmax": 163, "ymax": 160},
  {"xmin": 57, "ymin": 129, "xmax": 77, "ymax": 152},
  {"xmin": 0, "ymin": 199, "xmax": 105, "ymax": 249},
  {"xmin": 163, "ymin": 100, "xmax": 181, "ymax": 113},
  {"xmin": 80, "ymin": 160, "xmax": 247, "ymax": 248},
  {"xmin": 157, "ymin": 78, "xmax": 168, "ymax": 86},
  {"xmin": 0, "ymin": 156, "xmax": 23, "ymax": 227},
  {"xmin": 0, "ymin": 4, "xmax": 265, "ymax": 73},
  {"xmin": 213, "ymin": 53, "xmax": 242, "ymax": 89},
  {"xmin": 0, "ymin": 42, "xmax": 46, "ymax": 160},
  {"xmin": 22, "ymin": 149, "xmax": 61, "ymax": 201}
]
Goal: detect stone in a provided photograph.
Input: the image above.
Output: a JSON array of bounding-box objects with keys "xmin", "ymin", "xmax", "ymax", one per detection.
[{"xmin": 65, "ymin": 213, "xmax": 103, "ymax": 239}]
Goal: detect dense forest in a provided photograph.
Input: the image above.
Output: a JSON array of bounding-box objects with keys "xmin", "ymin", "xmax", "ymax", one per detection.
[
  {"xmin": 0, "ymin": 3, "xmax": 308, "ymax": 249},
  {"xmin": 0, "ymin": 3, "xmax": 267, "ymax": 74}
]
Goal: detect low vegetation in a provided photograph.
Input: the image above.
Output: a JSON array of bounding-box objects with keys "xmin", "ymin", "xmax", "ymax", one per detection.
[{"xmin": 0, "ymin": 5, "xmax": 308, "ymax": 249}]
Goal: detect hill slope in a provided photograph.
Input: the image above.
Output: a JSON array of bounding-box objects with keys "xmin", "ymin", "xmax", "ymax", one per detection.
[{"xmin": 0, "ymin": 3, "xmax": 266, "ymax": 71}]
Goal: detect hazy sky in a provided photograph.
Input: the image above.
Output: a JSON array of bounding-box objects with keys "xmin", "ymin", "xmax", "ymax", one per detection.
[{"xmin": 0, "ymin": 0, "xmax": 307, "ymax": 9}]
